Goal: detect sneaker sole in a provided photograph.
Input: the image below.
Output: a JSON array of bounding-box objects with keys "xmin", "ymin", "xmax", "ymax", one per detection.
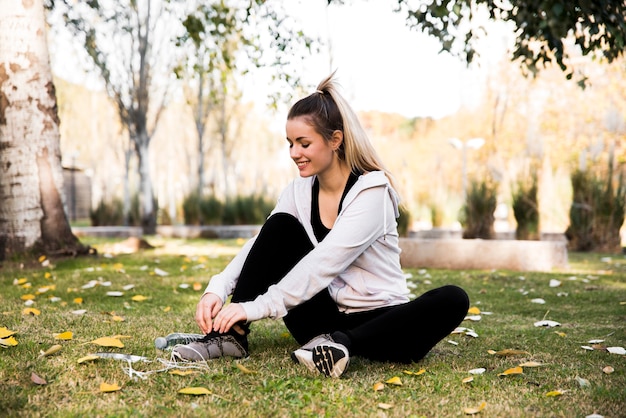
[
  {"xmin": 312, "ymin": 344, "xmax": 349, "ymax": 378},
  {"xmin": 291, "ymin": 349, "xmax": 317, "ymax": 372}
]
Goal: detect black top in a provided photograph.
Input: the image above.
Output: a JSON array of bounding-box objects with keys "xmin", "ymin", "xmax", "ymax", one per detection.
[{"xmin": 311, "ymin": 172, "xmax": 359, "ymax": 242}]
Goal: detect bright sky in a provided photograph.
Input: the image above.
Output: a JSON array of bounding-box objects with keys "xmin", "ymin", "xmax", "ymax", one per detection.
[{"xmin": 269, "ymin": 0, "xmax": 487, "ymax": 119}]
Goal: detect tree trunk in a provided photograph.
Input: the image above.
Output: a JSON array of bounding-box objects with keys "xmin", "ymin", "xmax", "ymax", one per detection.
[
  {"xmin": 0, "ymin": 0, "xmax": 90, "ymax": 260},
  {"xmin": 136, "ymin": 138, "xmax": 156, "ymax": 234}
]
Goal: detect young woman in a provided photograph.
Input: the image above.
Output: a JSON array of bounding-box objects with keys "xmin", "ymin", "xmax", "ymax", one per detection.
[{"xmin": 172, "ymin": 74, "xmax": 469, "ymax": 378}]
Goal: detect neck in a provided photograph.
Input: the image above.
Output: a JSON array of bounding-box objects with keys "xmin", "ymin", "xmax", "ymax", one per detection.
[{"xmin": 317, "ymin": 162, "xmax": 351, "ymax": 193}]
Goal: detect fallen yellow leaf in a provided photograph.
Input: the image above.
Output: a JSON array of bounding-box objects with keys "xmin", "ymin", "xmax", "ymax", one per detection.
[
  {"xmin": 494, "ymin": 349, "xmax": 530, "ymax": 357},
  {"xmin": 385, "ymin": 376, "xmax": 402, "ymax": 386},
  {"xmin": 462, "ymin": 376, "xmax": 474, "ymax": 383},
  {"xmin": 518, "ymin": 361, "xmax": 543, "ymax": 367},
  {"xmin": 554, "ymin": 331, "xmax": 567, "ymax": 337},
  {"xmin": 178, "ymin": 387, "xmax": 212, "ymax": 396},
  {"xmin": 44, "ymin": 272, "xmax": 52, "ymax": 279},
  {"xmin": 487, "ymin": 349, "xmax": 497, "ymax": 355},
  {"xmin": 100, "ymin": 382, "xmax": 121, "ymax": 393},
  {"xmin": 169, "ymin": 370, "xmax": 197, "ymax": 376},
  {"xmin": 0, "ymin": 336, "xmax": 18, "ymax": 347},
  {"xmin": 545, "ymin": 390, "xmax": 564, "ymax": 397},
  {"xmin": 15, "ymin": 278, "xmax": 28, "ymax": 285},
  {"xmin": 39, "ymin": 344, "xmax": 62, "ymax": 357},
  {"xmin": 20, "ymin": 294, "xmax": 36, "ymax": 301},
  {"xmin": 74, "ymin": 297, "xmax": 83, "ymax": 304},
  {"xmin": 236, "ymin": 363, "xmax": 256, "ymax": 374},
  {"xmin": 131, "ymin": 295, "xmax": 149, "ymax": 302},
  {"xmin": 22, "ymin": 307, "xmax": 41, "ymax": 316},
  {"xmin": 90, "ymin": 337, "xmax": 124, "ymax": 348},
  {"xmin": 193, "ymin": 282, "xmax": 202, "ymax": 291},
  {"xmin": 499, "ymin": 366, "xmax": 523, "ymax": 376},
  {"xmin": 373, "ymin": 382, "xmax": 385, "ymax": 391},
  {"xmin": 38, "ymin": 255, "xmax": 46, "ymax": 263},
  {"xmin": 163, "ymin": 306, "xmax": 171, "ymax": 312},
  {"xmin": 77, "ymin": 354, "xmax": 100, "ymax": 364},
  {"xmin": 467, "ymin": 306, "xmax": 481, "ymax": 315},
  {"xmin": 111, "ymin": 315, "xmax": 125, "ymax": 322},
  {"xmin": 403, "ymin": 368, "xmax": 426, "ymax": 376},
  {"xmin": 0, "ymin": 327, "xmax": 16, "ymax": 339},
  {"xmin": 54, "ymin": 331, "xmax": 73, "ymax": 340},
  {"xmin": 464, "ymin": 401, "xmax": 487, "ymax": 415}
]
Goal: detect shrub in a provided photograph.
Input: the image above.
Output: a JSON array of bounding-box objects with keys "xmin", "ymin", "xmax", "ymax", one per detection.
[
  {"xmin": 566, "ymin": 161, "xmax": 625, "ymax": 252},
  {"xmin": 512, "ymin": 171, "xmax": 540, "ymax": 240},
  {"xmin": 460, "ymin": 177, "xmax": 498, "ymax": 239},
  {"xmin": 397, "ymin": 205, "xmax": 411, "ymax": 237},
  {"xmin": 182, "ymin": 192, "xmax": 202, "ymax": 225}
]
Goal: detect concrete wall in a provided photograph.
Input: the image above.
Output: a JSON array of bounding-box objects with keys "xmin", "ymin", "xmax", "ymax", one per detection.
[{"xmin": 399, "ymin": 238, "xmax": 569, "ymax": 272}]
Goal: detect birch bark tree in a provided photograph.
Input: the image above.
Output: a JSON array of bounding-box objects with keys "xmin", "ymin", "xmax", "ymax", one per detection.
[{"xmin": 0, "ymin": 0, "xmax": 89, "ymax": 260}]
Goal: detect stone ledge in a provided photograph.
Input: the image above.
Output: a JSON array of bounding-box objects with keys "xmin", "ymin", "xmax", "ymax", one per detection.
[
  {"xmin": 156, "ymin": 225, "xmax": 261, "ymax": 239},
  {"xmin": 72, "ymin": 226, "xmax": 143, "ymax": 238},
  {"xmin": 399, "ymin": 238, "xmax": 568, "ymax": 272}
]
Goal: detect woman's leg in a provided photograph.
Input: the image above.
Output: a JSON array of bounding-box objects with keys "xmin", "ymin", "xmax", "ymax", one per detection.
[
  {"xmin": 230, "ymin": 213, "xmax": 314, "ymax": 303},
  {"xmin": 229, "ymin": 213, "xmax": 341, "ymax": 342},
  {"xmin": 341, "ymin": 285, "xmax": 469, "ymax": 363}
]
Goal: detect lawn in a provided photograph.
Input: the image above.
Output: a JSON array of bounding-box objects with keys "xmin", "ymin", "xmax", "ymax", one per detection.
[{"xmin": 1, "ymin": 237, "xmax": 625, "ymax": 417}]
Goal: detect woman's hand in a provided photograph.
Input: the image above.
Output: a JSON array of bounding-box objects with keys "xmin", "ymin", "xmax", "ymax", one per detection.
[
  {"xmin": 195, "ymin": 293, "xmax": 223, "ymax": 334},
  {"xmin": 213, "ymin": 303, "xmax": 247, "ymax": 334}
]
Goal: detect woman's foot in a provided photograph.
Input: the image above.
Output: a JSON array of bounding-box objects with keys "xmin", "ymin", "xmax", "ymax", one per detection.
[
  {"xmin": 291, "ymin": 334, "xmax": 350, "ymax": 378},
  {"xmin": 171, "ymin": 328, "xmax": 248, "ymax": 361}
]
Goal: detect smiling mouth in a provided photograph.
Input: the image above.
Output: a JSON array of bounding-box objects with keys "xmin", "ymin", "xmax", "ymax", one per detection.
[{"xmin": 296, "ymin": 161, "xmax": 309, "ymax": 168}]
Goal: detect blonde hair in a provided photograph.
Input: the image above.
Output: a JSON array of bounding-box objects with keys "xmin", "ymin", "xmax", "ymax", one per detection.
[{"xmin": 287, "ymin": 72, "xmax": 397, "ymax": 190}]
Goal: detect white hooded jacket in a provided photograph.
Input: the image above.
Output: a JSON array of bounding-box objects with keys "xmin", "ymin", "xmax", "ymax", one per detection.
[{"xmin": 204, "ymin": 170, "xmax": 410, "ymax": 322}]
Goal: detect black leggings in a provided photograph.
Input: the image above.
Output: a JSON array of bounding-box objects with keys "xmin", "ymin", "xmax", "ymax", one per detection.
[{"xmin": 231, "ymin": 213, "xmax": 469, "ymax": 363}]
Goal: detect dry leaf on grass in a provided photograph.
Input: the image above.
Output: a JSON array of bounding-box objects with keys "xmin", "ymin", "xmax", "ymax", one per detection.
[
  {"xmin": 54, "ymin": 331, "xmax": 73, "ymax": 340},
  {"xmin": 518, "ymin": 361, "xmax": 543, "ymax": 367},
  {"xmin": 22, "ymin": 308, "xmax": 41, "ymax": 316},
  {"xmin": 385, "ymin": 376, "xmax": 402, "ymax": 386},
  {"xmin": 377, "ymin": 403, "xmax": 393, "ymax": 410},
  {"xmin": 169, "ymin": 370, "xmax": 197, "ymax": 376},
  {"xmin": 403, "ymin": 369, "xmax": 426, "ymax": 376},
  {"xmin": 463, "ymin": 401, "xmax": 486, "ymax": 415},
  {"xmin": 77, "ymin": 354, "xmax": 100, "ymax": 364},
  {"xmin": 236, "ymin": 363, "xmax": 256, "ymax": 374},
  {"xmin": 100, "ymin": 383, "xmax": 121, "ymax": 393},
  {"xmin": 498, "ymin": 366, "xmax": 523, "ymax": 376},
  {"xmin": 39, "ymin": 344, "xmax": 62, "ymax": 357},
  {"xmin": 0, "ymin": 327, "xmax": 16, "ymax": 339},
  {"xmin": 89, "ymin": 337, "xmax": 124, "ymax": 348},
  {"xmin": 602, "ymin": 366, "xmax": 614, "ymax": 374},
  {"xmin": 0, "ymin": 336, "xmax": 18, "ymax": 347},
  {"xmin": 178, "ymin": 387, "xmax": 211, "ymax": 395},
  {"xmin": 546, "ymin": 390, "xmax": 565, "ymax": 397},
  {"xmin": 373, "ymin": 382, "xmax": 384, "ymax": 391},
  {"xmin": 31, "ymin": 372, "xmax": 47, "ymax": 385}
]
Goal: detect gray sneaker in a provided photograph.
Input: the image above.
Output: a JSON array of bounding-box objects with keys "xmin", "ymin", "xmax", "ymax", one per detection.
[
  {"xmin": 171, "ymin": 330, "xmax": 248, "ymax": 362},
  {"xmin": 291, "ymin": 334, "xmax": 350, "ymax": 378}
]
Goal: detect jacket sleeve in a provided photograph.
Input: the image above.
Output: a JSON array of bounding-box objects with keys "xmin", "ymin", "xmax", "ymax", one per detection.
[{"xmin": 240, "ymin": 185, "xmax": 389, "ymax": 321}]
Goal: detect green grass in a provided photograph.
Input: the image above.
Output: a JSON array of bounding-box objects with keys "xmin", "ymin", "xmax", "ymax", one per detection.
[{"xmin": 1, "ymin": 237, "xmax": 625, "ymax": 417}]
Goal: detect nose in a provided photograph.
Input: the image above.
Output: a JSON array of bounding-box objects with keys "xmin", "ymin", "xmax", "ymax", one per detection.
[{"xmin": 290, "ymin": 144, "xmax": 300, "ymax": 159}]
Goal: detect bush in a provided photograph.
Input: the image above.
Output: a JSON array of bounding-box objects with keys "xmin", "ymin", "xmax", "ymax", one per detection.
[
  {"xmin": 182, "ymin": 192, "xmax": 202, "ymax": 225},
  {"xmin": 460, "ymin": 177, "xmax": 498, "ymax": 239},
  {"xmin": 397, "ymin": 205, "xmax": 411, "ymax": 237},
  {"xmin": 565, "ymin": 162, "xmax": 625, "ymax": 252},
  {"xmin": 512, "ymin": 171, "xmax": 540, "ymax": 240},
  {"xmin": 182, "ymin": 193, "xmax": 273, "ymax": 226},
  {"xmin": 89, "ymin": 195, "xmax": 141, "ymax": 226}
]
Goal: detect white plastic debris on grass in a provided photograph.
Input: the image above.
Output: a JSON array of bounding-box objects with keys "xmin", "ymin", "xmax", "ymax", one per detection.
[
  {"xmin": 465, "ymin": 315, "xmax": 481, "ymax": 322},
  {"xmin": 588, "ymin": 339, "xmax": 605, "ymax": 344},
  {"xmin": 179, "ymin": 283, "xmax": 190, "ymax": 289},
  {"xmin": 469, "ymin": 368, "xmax": 486, "ymax": 375},
  {"xmin": 24, "ymin": 300, "xmax": 34, "ymax": 307},
  {"xmin": 447, "ymin": 340, "xmax": 459, "ymax": 345},
  {"xmin": 581, "ymin": 346, "xmax": 594, "ymax": 351},
  {"xmin": 607, "ymin": 347, "xmax": 626, "ymax": 355},
  {"xmin": 531, "ymin": 298, "xmax": 546, "ymax": 304},
  {"xmin": 154, "ymin": 268, "xmax": 169, "ymax": 277},
  {"xmin": 106, "ymin": 291, "xmax": 124, "ymax": 297},
  {"xmin": 549, "ymin": 279, "xmax": 561, "ymax": 288},
  {"xmin": 534, "ymin": 320, "xmax": 561, "ymax": 328},
  {"xmin": 122, "ymin": 284, "xmax": 135, "ymax": 291},
  {"xmin": 71, "ymin": 309, "xmax": 87, "ymax": 315}
]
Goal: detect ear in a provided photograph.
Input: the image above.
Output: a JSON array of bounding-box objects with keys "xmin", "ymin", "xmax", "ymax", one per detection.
[{"xmin": 330, "ymin": 130, "xmax": 343, "ymax": 151}]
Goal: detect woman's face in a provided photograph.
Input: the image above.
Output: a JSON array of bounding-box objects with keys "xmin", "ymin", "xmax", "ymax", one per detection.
[{"xmin": 286, "ymin": 116, "xmax": 336, "ymax": 178}]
